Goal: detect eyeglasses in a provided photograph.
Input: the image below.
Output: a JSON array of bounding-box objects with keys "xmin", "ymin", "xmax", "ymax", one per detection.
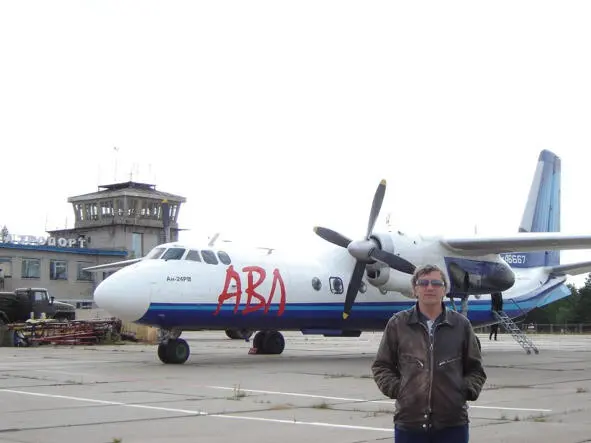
[{"xmin": 416, "ymin": 279, "xmax": 445, "ymax": 288}]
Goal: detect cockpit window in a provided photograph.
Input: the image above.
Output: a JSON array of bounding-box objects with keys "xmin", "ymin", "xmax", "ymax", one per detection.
[
  {"xmin": 186, "ymin": 250, "xmax": 202, "ymax": 262},
  {"xmin": 217, "ymin": 251, "xmax": 231, "ymax": 265},
  {"xmin": 145, "ymin": 247, "xmax": 166, "ymax": 259},
  {"xmin": 201, "ymin": 250, "xmax": 219, "ymax": 265},
  {"xmin": 161, "ymin": 248, "xmax": 186, "ymax": 260}
]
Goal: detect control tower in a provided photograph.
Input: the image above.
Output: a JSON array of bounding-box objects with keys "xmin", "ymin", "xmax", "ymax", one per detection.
[{"xmin": 47, "ymin": 181, "xmax": 186, "ymax": 259}]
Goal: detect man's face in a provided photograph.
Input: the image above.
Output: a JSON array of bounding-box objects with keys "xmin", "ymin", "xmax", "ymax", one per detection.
[{"xmin": 414, "ymin": 270, "xmax": 446, "ymax": 306}]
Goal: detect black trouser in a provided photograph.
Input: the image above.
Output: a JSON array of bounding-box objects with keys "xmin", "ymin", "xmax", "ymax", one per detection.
[
  {"xmin": 489, "ymin": 323, "xmax": 498, "ymax": 340},
  {"xmin": 394, "ymin": 424, "xmax": 469, "ymax": 442}
]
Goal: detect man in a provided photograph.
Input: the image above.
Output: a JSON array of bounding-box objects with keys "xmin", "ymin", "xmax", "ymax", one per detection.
[
  {"xmin": 489, "ymin": 323, "xmax": 499, "ymax": 341},
  {"xmin": 371, "ymin": 264, "xmax": 487, "ymax": 443},
  {"xmin": 489, "ymin": 292, "xmax": 503, "ymax": 341}
]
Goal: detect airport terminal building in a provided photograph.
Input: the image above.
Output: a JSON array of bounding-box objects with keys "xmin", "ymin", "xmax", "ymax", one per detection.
[{"xmin": 0, "ymin": 181, "xmax": 186, "ymax": 305}]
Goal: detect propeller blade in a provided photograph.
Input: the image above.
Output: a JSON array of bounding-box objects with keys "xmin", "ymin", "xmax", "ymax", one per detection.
[
  {"xmin": 370, "ymin": 249, "xmax": 416, "ymax": 274},
  {"xmin": 366, "ymin": 179, "xmax": 386, "ymax": 239},
  {"xmin": 313, "ymin": 227, "xmax": 352, "ymax": 249},
  {"xmin": 343, "ymin": 260, "xmax": 366, "ymax": 319}
]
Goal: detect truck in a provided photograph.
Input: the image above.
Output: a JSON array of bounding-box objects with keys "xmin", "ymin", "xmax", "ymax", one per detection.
[{"xmin": 0, "ymin": 288, "xmax": 76, "ymax": 325}]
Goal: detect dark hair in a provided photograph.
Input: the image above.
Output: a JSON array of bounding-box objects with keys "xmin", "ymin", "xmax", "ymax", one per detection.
[{"xmin": 411, "ymin": 264, "xmax": 448, "ymax": 288}]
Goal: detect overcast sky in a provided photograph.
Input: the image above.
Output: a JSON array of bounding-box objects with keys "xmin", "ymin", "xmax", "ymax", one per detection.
[{"xmin": 2, "ymin": 1, "xmax": 591, "ymax": 285}]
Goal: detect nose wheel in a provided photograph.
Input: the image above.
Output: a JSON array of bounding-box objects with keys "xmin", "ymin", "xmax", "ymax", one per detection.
[{"xmin": 157, "ymin": 338, "xmax": 190, "ymax": 364}]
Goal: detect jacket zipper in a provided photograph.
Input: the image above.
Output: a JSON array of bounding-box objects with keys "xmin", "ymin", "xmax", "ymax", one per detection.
[{"xmin": 420, "ymin": 322, "xmax": 439, "ymax": 428}]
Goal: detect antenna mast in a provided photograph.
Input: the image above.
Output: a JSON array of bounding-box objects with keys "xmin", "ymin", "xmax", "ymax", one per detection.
[{"xmin": 113, "ymin": 146, "xmax": 119, "ymax": 181}]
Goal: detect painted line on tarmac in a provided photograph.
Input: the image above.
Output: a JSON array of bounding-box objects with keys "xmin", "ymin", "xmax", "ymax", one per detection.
[
  {"xmin": 0, "ymin": 389, "xmax": 392, "ymax": 434},
  {"xmin": 205, "ymin": 385, "xmax": 553, "ymax": 413}
]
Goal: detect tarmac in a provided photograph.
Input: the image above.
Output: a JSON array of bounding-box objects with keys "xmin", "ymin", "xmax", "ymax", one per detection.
[{"xmin": 0, "ymin": 320, "xmax": 590, "ymax": 443}]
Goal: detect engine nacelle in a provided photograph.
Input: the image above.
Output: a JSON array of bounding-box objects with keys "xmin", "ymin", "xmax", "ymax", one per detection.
[
  {"xmin": 446, "ymin": 259, "xmax": 515, "ymax": 295},
  {"xmin": 365, "ymin": 233, "xmax": 415, "ymax": 298}
]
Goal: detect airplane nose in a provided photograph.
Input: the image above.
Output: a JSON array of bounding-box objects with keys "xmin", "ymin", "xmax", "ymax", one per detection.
[{"xmin": 94, "ymin": 268, "xmax": 150, "ymax": 322}]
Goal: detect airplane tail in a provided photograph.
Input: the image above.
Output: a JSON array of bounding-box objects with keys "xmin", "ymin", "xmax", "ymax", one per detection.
[{"xmin": 509, "ymin": 149, "xmax": 561, "ymax": 268}]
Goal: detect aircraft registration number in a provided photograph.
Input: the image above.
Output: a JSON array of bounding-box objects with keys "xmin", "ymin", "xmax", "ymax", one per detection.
[
  {"xmin": 167, "ymin": 276, "xmax": 192, "ymax": 282},
  {"xmin": 501, "ymin": 254, "xmax": 527, "ymax": 264}
]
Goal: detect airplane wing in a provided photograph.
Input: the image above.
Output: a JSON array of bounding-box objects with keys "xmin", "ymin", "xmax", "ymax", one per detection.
[
  {"xmin": 83, "ymin": 258, "xmax": 142, "ymax": 272},
  {"xmin": 440, "ymin": 233, "xmax": 591, "ymax": 255},
  {"xmin": 547, "ymin": 260, "xmax": 591, "ymax": 277}
]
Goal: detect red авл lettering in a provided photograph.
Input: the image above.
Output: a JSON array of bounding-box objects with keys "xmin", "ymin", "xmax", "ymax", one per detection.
[{"xmin": 213, "ymin": 265, "xmax": 287, "ymax": 316}]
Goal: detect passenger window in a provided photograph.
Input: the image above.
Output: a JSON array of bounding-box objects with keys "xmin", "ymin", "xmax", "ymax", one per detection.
[
  {"xmin": 201, "ymin": 250, "xmax": 219, "ymax": 265},
  {"xmin": 161, "ymin": 248, "xmax": 186, "ymax": 260},
  {"xmin": 217, "ymin": 251, "xmax": 231, "ymax": 265},
  {"xmin": 186, "ymin": 250, "xmax": 202, "ymax": 262},
  {"xmin": 329, "ymin": 277, "xmax": 344, "ymax": 294}
]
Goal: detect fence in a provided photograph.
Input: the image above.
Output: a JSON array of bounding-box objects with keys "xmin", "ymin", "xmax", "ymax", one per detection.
[{"xmin": 474, "ymin": 323, "xmax": 591, "ymax": 334}]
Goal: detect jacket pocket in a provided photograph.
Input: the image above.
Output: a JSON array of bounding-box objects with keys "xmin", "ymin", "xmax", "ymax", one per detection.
[
  {"xmin": 397, "ymin": 354, "xmax": 425, "ymax": 407},
  {"xmin": 438, "ymin": 356, "xmax": 461, "ymax": 368},
  {"xmin": 433, "ymin": 355, "xmax": 465, "ymax": 414}
]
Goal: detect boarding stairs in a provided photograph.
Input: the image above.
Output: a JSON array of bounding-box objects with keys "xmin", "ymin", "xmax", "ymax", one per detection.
[{"xmin": 493, "ymin": 310, "xmax": 539, "ymax": 354}]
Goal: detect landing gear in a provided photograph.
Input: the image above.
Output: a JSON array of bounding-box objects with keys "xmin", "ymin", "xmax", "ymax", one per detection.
[
  {"xmin": 225, "ymin": 329, "xmax": 254, "ymax": 340},
  {"xmin": 154, "ymin": 328, "xmax": 284, "ymax": 362},
  {"xmin": 251, "ymin": 330, "xmax": 285, "ymax": 354},
  {"xmin": 158, "ymin": 338, "xmax": 190, "ymax": 364},
  {"xmin": 157, "ymin": 328, "xmax": 189, "ymax": 364}
]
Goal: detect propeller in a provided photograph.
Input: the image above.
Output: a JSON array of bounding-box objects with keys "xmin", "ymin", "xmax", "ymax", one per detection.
[{"xmin": 313, "ymin": 179, "xmax": 416, "ymax": 319}]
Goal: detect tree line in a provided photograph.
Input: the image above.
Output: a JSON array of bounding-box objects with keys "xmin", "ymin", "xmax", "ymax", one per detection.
[{"xmin": 524, "ymin": 274, "xmax": 591, "ymax": 324}]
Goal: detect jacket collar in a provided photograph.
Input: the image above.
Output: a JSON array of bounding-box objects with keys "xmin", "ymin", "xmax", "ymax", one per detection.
[{"xmin": 407, "ymin": 301, "xmax": 458, "ymax": 327}]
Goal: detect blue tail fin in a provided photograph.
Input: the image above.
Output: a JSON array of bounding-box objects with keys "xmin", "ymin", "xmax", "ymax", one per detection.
[{"xmin": 510, "ymin": 149, "xmax": 561, "ymax": 268}]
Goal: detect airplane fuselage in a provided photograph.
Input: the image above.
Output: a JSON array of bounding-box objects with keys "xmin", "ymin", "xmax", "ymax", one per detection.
[
  {"xmin": 88, "ymin": 150, "xmax": 586, "ymax": 364},
  {"xmin": 94, "ymin": 240, "xmax": 568, "ymax": 333}
]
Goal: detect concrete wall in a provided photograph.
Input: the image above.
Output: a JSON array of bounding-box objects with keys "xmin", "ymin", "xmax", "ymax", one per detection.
[
  {"xmin": 85, "ymin": 226, "xmax": 176, "ymax": 258},
  {"xmin": 0, "ymin": 249, "xmax": 119, "ymax": 301}
]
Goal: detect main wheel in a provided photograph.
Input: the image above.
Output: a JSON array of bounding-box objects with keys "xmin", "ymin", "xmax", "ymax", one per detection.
[
  {"xmin": 263, "ymin": 331, "xmax": 285, "ymax": 355},
  {"xmin": 253, "ymin": 331, "xmax": 267, "ymax": 351},
  {"xmin": 225, "ymin": 329, "xmax": 241, "ymax": 339},
  {"xmin": 225, "ymin": 329, "xmax": 254, "ymax": 340}
]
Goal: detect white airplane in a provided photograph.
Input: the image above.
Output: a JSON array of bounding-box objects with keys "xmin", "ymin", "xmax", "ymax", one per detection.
[{"xmin": 89, "ymin": 150, "xmax": 591, "ymax": 364}]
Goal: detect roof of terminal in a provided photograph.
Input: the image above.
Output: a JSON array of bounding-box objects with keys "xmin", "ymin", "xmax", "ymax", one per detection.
[
  {"xmin": 0, "ymin": 242, "xmax": 128, "ymax": 256},
  {"xmin": 68, "ymin": 181, "xmax": 186, "ymax": 203}
]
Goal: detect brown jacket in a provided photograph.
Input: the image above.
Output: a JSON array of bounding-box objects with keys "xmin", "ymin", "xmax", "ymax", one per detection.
[{"xmin": 371, "ymin": 303, "xmax": 486, "ymax": 430}]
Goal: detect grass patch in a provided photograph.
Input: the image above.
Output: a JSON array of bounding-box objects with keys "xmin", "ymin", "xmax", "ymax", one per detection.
[
  {"xmin": 312, "ymin": 401, "xmax": 330, "ymax": 409},
  {"xmin": 228, "ymin": 384, "xmax": 247, "ymax": 400}
]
